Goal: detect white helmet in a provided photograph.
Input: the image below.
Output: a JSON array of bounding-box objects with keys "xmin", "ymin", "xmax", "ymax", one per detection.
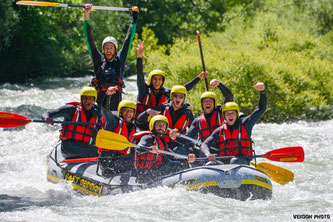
[{"xmin": 102, "ymin": 36, "xmax": 118, "ymax": 50}]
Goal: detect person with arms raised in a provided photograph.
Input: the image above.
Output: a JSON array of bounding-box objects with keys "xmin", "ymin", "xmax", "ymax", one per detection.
[
  {"xmin": 83, "ymin": 4, "xmax": 139, "ymax": 113},
  {"xmin": 42, "ymin": 87, "xmax": 104, "ymax": 159},
  {"xmin": 98, "ymin": 86, "xmax": 137, "ymax": 176},
  {"xmin": 135, "ymin": 40, "xmax": 208, "ymax": 123},
  {"xmin": 200, "ymin": 82, "xmax": 267, "ymax": 165}
]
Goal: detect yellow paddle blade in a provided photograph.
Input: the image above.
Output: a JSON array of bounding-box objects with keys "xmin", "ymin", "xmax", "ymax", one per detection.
[
  {"xmin": 251, "ymin": 162, "xmax": 294, "ymax": 185},
  {"xmin": 96, "ymin": 130, "xmax": 133, "ymax": 151},
  {"xmin": 16, "ymin": 1, "xmax": 61, "ymax": 7}
]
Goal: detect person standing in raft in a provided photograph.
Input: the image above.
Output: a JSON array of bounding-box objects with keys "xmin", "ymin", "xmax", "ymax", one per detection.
[
  {"xmin": 137, "ymin": 85, "xmax": 194, "ymax": 151},
  {"xmin": 98, "ymin": 86, "xmax": 137, "ymax": 176},
  {"xmin": 200, "ymin": 82, "xmax": 267, "ymax": 165},
  {"xmin": 133, "ymin": 115, "xmax": 195, "ymax": 183},
  {"xmin": 42, "ymin": 87, "xmax": 104, "ymax": 159},
  {"xmin": 83, "ymin": 4, "xmax": 139, "ymax": 113},
  {"xmin": 135, "ymin": 40, "xmax": 208, "ymax": 123},
  {"xmin": 169, "ymin": 79, "xmax": 234, "ymax": 157}
]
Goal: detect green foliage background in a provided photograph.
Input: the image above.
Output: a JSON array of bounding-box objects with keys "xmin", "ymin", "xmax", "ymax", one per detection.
[{"xmin": 0, "ymin": 0, "xmax": 332, "ymax": 122}]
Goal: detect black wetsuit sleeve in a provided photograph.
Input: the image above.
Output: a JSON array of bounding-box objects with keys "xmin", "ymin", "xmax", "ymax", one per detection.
[
  {"xmin": 217, "ymin": 82, "xmax": 234, "ymax": 103},
  {"xmin": 242, "ymin": 91, "xmax": 267, "ymax": 138},
  {"xmin": 42, "ymin": 105, "xmax": 76, "ymax": 121},
  {"xmin": 200, "ymin": 127, "xmax": 221, "ymax": 156},
  {"xmin": 136, "ymin": 135, "xmax": 154, "ymax": 152},
  {"xmin": 137, "ymin": 57, "xmax": 148, "ymax": 101},
  {"xmin": 184, "ymin": 76, "xmax": 201, "ymax": 92},
  {"xmin": 101, "ymin": 108, "xmax": 119, "ymax": 131},
  {"xmin": 117, "ymin": 14, "xmax": 137, "ymax": 78},
  {"xmin": 84, "ymin": 20, "xmax": 103, "ymax": 73}
]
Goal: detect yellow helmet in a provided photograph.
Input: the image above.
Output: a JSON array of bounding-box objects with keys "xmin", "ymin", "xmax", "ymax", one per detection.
[
  {"xmin": 170, "ymin": 85, "xmax": 187, "ymax": 98},
  {"xmin": 148, "ymin": 70, "xmax": 166, "ymax": 86},
  {"xmin": 200, "ymin": 91, "xmax": 218, "ymax": 108},
  {"xmin": 222, "ymin": 102, "xmax": 239, "ymax": 118},
  {"xmin": 80, "ymin": 86, "xmax": 97, "ymax": 101},
  {"xmin": 149, "ymin": 115, "xmax": 169, "ymax": 131},
  {"xmin": 117, "ymin": 100, "xmax": 136, "ymax": 116}
]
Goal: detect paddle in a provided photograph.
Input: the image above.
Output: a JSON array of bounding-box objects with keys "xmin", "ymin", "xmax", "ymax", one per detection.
[
  {"xmin": 16, "ymin": 1, "xmax": 133, "ymax": 11},
  {"xmin": 0, "ymin": 112, "xmax": 104, "ymax": 128},
  {"xmin": 196, "ymin": 30, "xmax": 209, "ymax": 91},
  {"xmin": 96, "ymin": 130, "xmax": 189, "ymax": 159},
  {"xmin": 195, "ymin": 146, "xmax": 304, "ymax": 163},
  {"xmin": 251, "ymin": 162, "xmax": 294, "ymax": 185}
]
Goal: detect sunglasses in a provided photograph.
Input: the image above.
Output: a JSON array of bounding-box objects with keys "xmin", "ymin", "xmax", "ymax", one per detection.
[{"xmin": 173, "ymin": 95, "xmax": 184, "ymax": 99}]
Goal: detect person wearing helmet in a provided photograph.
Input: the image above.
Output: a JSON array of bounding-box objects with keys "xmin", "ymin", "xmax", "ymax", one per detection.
[
  {"xmin": 169, "ymin": 79, "xmax": 234, "ymax": 157},
  {"xmin": 42, "ymin": 86, "xmax": 104, "ymax": 159},
  {"xmin": 135, "ymin": 40, "xmax": 208, "ymax": 120},
  {"xmin": 83, "ymin": 4, "xmax": 139, "ymax": 113},
  {"xmin": 97, "ymin": 88, "xmax": 137, "ymax": 175},
  {"xmin": 200, "ymin": 82, "xmax": 267, "ymax": 165},
  {"xmin": 133, "ymin": 115, "xmax": 195, "ymax": 183},
  {"xmin": 136, "ymin": 85, "xmax": 194, "ymax": 151}
]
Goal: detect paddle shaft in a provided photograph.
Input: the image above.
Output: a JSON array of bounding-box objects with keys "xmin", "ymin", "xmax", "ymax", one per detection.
[
  {"xmin": 196, "ymin": 30, "xmax": 209, "ymax": 91},
  {"xmin": 16, "ymin": 1, "xmax": 132, "ymax": 11},
  {"xmin": 31, "ymin": 119, "xmax": 103, "ymax": 125},
  {"xmin": 134, "ymin": 144, "xmax": 189, "ymax": 160}
]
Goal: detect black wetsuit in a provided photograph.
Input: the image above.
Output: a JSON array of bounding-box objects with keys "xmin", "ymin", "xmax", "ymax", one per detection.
[
  {"xmin": 98, "ymin": 109, "xmax": 136, "ymax": 175},
  {"xmin": 84, "ymin": 11, "xmax": 138, "ymax": 112},
  {"xmin": 200, "ymin": 91, "xmax": 267, "ymax": 163},
  {"xmin": 174, "ymin": 82, "xmax": 234, "ymax": 156},
  {"xmin": 42, "ymin": 104, "xmax": 103, "ymax": 159},
  {"xmin": 136, "ymin": 57, "xmax": 204, "ymax": 130},
  {"xmin": 135, "ymin": 134, "xmax": 187, "ymax": 183},
  {"xmin": 136, "ymin": 102, "xmax": 194, "ymax": 151}
]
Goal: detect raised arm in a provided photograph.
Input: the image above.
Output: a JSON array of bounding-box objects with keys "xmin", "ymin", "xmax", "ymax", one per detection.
[
  {"xmin": 210, "ymin": 79, "xmax": 234, "ymax": 103},
  {"xmin": 136, "ymin": 40, "xmax": 148, "ymax": 101},
  {"xmin": 117, "ymin": 6, "xmax": 139, "ymax": 75},
  {"xmin": 83, "ymin": 4, "xmax": 103, "ymax": 73},
  {"xmin": 184, "ymin": 71, "xmax": 208, "ymax": 91},
  {"xmin": 242, "ymin": 82, "xmax": 267, "ymax": 137}
]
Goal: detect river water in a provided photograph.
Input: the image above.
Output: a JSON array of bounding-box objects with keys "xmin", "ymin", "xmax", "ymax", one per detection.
[{"xmin": 0, "ymin": 76, "xmax": 332, "ymax": 221}]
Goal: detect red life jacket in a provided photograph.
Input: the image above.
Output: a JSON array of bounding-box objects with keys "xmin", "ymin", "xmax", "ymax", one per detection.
[
  {"xmin": 136, "ymin": 86, "xmax": 167, "ymax": 118},
  {"xmin": 163, "ymin": 106, "xmax": 191, "ymax": 143},
  {"xmin": 60, "ymin": 102, "xmax": 104, "ymax": 145},
  {"xmin": 198, "ymin": 109, "xmax": 223, "ymax": 142},
  {"xmin": 98, "ymin": 118, "xmax": 136, "ymax": 155},
  {"xmin": 216, "ymin": 122, "xmax": 253, "ymax": 156},
  {"xmin": 133, "ymin": 131, "xmax": 168, "ymax": 169}
]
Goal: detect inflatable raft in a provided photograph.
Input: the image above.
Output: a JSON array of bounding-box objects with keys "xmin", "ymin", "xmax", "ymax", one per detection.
[{"xmin": 46, "ymin": 144, "xmax": 272, "ymax": 200}]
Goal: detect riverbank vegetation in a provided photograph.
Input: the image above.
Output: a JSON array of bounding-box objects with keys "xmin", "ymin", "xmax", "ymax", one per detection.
[{"xmin": 0, "ymin": 0, "xmax": 332, "ymax": 122}]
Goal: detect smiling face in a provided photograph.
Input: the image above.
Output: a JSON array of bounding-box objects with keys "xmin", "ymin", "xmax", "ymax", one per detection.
[
  {"xmin": 120, "ymin": 107, "xmax": 135, "ymax": 123},
  {"xmin": 224, "ymin": 110, "xmax": 238, "ymax": 126},
  {"xmin": 151, "ymin": 75, "xmax": 164, "ymax": 90},
  {"xmin": 154, "ymin": 120, "xmax": 167, "ymax": 134},
  {"xmin": 202, "ymin": 97, "xmax": 215, "ymax": 114},
  {"xmin": 81, "ymin": 96, "xmax": 95, "ymax": 111},
  {"xmin": 103, "ymin": 43, "xmax": 116, "ymax": 60},
  {"xmin": 172, "ymin": 93, "xmax": 185, "ymax": 110}
]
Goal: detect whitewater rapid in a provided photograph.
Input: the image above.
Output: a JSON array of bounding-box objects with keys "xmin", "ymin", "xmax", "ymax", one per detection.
[{"xmin": 0, "ymin": 76, "xmax": 332, "ymax": 221}]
